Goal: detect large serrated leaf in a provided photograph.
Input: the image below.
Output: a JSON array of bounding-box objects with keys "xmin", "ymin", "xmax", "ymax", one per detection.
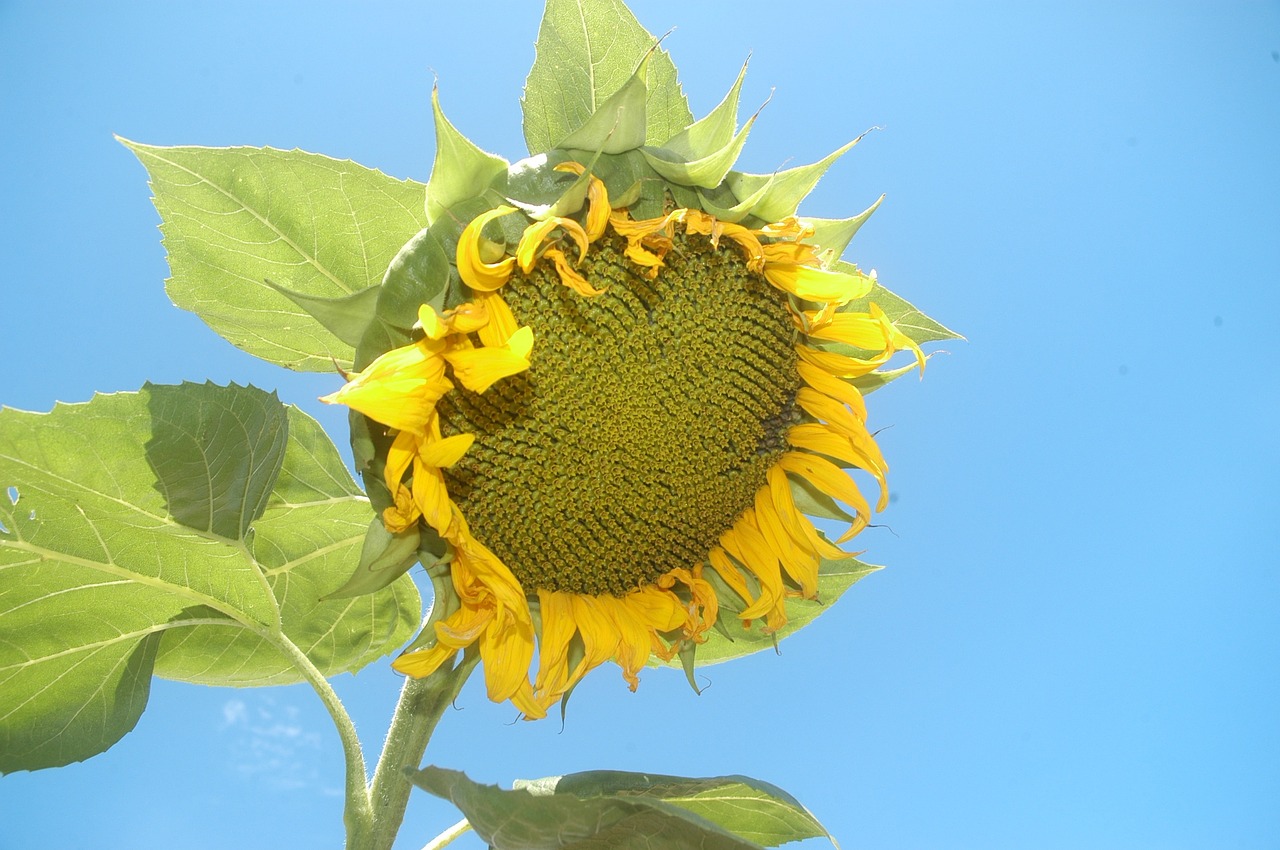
[
  {"xmin": 0, "ymin": 383, "xmax": 419, "ymax": 772},
  {"xmin": 144, "ymin": 382, "xmax": 289, "ymax": 539},
  {"xmin": 121, "ymin": 140, "xmax": 427, "ymax": 371},
  {"xmin": 522, "ymin": 0, "xmax": 691, "ymax": 155}
]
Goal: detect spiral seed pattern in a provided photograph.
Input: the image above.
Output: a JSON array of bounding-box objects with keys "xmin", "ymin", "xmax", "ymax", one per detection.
[{"xmin": 438, "ymin": 231, "xmax": 802, "ymax": 595}]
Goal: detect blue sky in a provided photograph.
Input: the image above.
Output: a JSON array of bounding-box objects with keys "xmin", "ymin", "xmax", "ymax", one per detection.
[{"xmin": 3, "ymin": 2, "xmax": 1278, "ymax": 848}]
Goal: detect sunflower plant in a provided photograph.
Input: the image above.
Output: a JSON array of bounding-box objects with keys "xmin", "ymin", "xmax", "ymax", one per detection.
[{"xmin": 0, "ymin": 1, "xmax": 958, "ymax": 847}]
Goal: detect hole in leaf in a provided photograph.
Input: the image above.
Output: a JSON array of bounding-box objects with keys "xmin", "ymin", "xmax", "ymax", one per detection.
[{"xmin": 5, "ymin": 486, "xmax": 16, "ymax": 505}]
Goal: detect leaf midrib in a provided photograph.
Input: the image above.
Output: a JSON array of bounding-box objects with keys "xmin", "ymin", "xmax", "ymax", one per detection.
[{"xmin": 138, "ymin": 145, "xmax": 353, "ymax": 295}]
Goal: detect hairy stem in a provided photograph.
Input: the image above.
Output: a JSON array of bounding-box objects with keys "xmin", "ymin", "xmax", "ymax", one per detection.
[
  {"xmin": 269, "ymin": 632, "xmax": 372, "ymax": 844},
  {"xmin": 360, "ymin": 649, "xmax": 480, "ymax": 850}
]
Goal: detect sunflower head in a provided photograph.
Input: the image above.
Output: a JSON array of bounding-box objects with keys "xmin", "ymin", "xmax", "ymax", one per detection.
[{"xmin": 321, "ymin": 0, "xmax": 957, "ymax": 718}]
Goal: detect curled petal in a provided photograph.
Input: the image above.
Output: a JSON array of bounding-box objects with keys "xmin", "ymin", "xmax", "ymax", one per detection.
[
  {"xmin": 515, "ymin": 217, "xmax": 588, "ymax": 273},
  {"xmin": 475, "ymin": 292, "xmax": 519, "ymax": 347},
  {"xmin": 457, "ymin": 206, "xmax": 520, "ymax": 292}
]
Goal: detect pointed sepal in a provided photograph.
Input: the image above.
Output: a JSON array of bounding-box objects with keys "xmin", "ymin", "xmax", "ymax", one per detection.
[
  {"xmin": 804, "ymin": 194, "xmax": 885, "ymax": 265},
  {"xmin": 725, "ymin": 131, "xmax": 872, "ymax": 223},
  {"xmin": 661, "ymin": 60, "xmax": 749, "ymax": 159},
  {"xmin": 323, "ymin": 517, "xmax": 421, "ymax": 599},
  {"xmin": 557, "ymin": 53, "xmax": 652, "ymax": 154},
  {"xmin": 640, "ymin": 108, "xmax": 759, "ymax": 190},
  {"xmin": 425, "ymin": 87, "xmax": 510, "ymax": 224},
  {"xmin": 264, "ymin": 279, "xmax": 380, "ymax": 348}
]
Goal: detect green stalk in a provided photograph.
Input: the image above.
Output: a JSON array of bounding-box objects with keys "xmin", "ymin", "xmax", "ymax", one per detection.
[
  {"xmin": 359, "ymin": 648, "xmax": 480, "ymax": 850},
  {"xmin": 268, "ymin": 631, "xmax": 373, "ymax": 844}
]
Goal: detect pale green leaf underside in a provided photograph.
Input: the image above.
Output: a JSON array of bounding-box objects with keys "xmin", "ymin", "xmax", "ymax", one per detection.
[
  {"xmin": 522, "ymin": 0, "xmax": 691, "ymax": 155},
  {"xmin": 413, "ymin": 765, "xmax": 829, "ymax": 850},
  {"xmin": 122, "ymin": 140, "xmax": 427, "ymax": 371},
  {"xmin": 0, "ymin": 384, "xmax": 418, "ymax": 772},
  {"xmin": 550, "ymin": 771, "xmax": 833, "ymax": 848}
]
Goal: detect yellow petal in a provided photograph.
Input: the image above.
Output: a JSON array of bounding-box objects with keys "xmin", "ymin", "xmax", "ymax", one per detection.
[
  {"xmin": 443, "ymin": 326, "xmax": 534, "ymax": 393},
  {"xmin": 797, "ymin": 343, "xmax": 889, "ymax": 379},
  {"xmin": 418, "ymin": 432, "xmax": 475, "ymax": 468},
  {"xmin": 533, "ymin": 589, "xmax": 578, "ymax": 702},
  {"xmin": 457, "ymin": 206, "xmax": 519, "ymax": 292},
  {"xmin": 788, "ymin": 421, "xmax": 888, "ymax": 512},
  {"xmin": 443, "ymin": 301, "xmax": 490, "ymax": 335},
  {"xmin": 545, "ymin": 247, "xmax": 605, "ymax": 296},
  {"xmin": 797, "ymin": 360, "xmax": 868, "ymax": 421},
  {"xmin": 767, "ymin": 465, "xmax": 850, "ymax": 562},
  {"xmin": 475, "ymin": 292, "xmax": 518, "ymax": 347},
  {"xmin": 763, "ymin": 261, "xmax": 873, "ymax": 304},
  {"xmin": 805, "ymin": 310, "xmax": 894, "ymax": 350},
  {"xmin": 778, "ymin": 451, "xmax": 871, "ymax": 539},
  {"xmin": 754, "ymin": 485, "xmax": 819, "ymax": 597},
  {"xmin": 320, "ymin": 340, "xmax": 450, "ymax": 434},
  {"xmin": 554, "ymin": 162, "xmax": 611, "ymax": 242},
  {"xmin": 707, "ymin": 545, "xmax": 758, "ymax": 612}
]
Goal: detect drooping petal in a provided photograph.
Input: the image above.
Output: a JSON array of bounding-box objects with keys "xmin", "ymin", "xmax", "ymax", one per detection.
[
  {"xmin": 418, "ymin": 432, "xmax": 475, "ymax": 468},
  {"xmin": 545, "ymin": 247, "xmax": 605, "ymax": 296},
  {"xmin": 778, "ymin": 451, "xmax": 872, "ymax": 539},
  {"xmin": 320, "ymin": 339, "xmax": 450, "ymax": 434},
  {"xmin": 797, "ymin": 360, "xmax": 868, "ymax": 422},
  {"xmin": 554, "ymin": 161, "xmax": 611, "ymax": 242},
  {"xmin": 475, "ymin": 292, "xmax": 518, "ymax": 347}
]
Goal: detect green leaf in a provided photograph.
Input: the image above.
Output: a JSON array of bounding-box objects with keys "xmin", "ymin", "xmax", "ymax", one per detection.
[
  {"xmin": 144, "ymin": 382, "xmax": 288, "ymax": 539},
  {"xmin": 412, "ymin": 766, "xmax": 809, "ymax": 850},
  {"xmin": 678, "ymin": 556, "xmax": 881, "ymax": 667},
  {"xmin": 551, "ymin": 771, "xmax": 835, "ymax": 848},
  {"xmin": 121, "ymin": 140, "xmax": 427, "ymax": 371},
  {"xmin": 425, "ymin": 87, "xmax": 510, "ymax": 224},
  {"xmin": 0, "ymin": 384, "xmax": 418, "ymax": 771},
  {"xmin": 412, "ymin": 767, "xmax": 837, "ymax": 850},
  {"xmin": 523, "ymin": 0, "xmax": 691, "ymax": 155}
]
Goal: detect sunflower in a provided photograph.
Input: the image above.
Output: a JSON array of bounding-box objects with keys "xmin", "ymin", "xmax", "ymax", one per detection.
[
  {"xmin": 324, "ymin": 182, "xmax": 923, "ymax": 717},
  {"xmin": 321, "ymin": 25, "xmax": 947, "ymax": 718}
]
